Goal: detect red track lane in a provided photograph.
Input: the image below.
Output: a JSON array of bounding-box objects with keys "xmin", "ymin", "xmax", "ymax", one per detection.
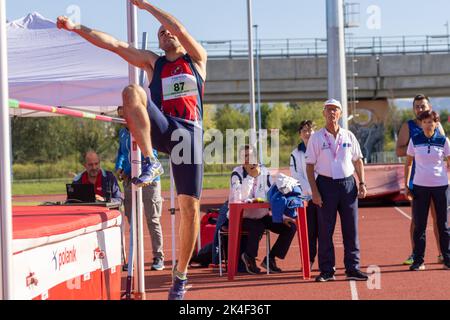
[
  {"xmin": 14, "ymin": 189, "xmax": 450, "ymax": 300},
  {"xmin": 355, "ymin": 206, "xmax": 450, "ymax": 300}
]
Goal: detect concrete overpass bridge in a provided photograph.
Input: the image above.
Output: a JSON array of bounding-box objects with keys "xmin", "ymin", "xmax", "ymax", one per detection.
[
  {"xmin": 180, "ymin": 34, "xmax": 450, "ymax": 163},
  {"xmin": 199, "ymin": 34, "xmax": 450, "ymax": 104},
  {"xmin": 205, "ymin": 54, "xmax": 450, "ymax": 104}
]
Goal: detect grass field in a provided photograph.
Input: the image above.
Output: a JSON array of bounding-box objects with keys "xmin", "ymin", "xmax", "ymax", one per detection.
[
  {"xmin": 12, "ymin": 202, "xmax": 41, "ymax": 206},
  {"xmin": 12, "ymin": 173, "xmax": 230, "ymax": 195}
]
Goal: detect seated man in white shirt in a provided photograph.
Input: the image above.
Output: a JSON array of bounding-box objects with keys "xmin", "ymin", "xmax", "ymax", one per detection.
[{"xmin": 229, "ymin": 145, "xmax": 297, "ymax": 274}]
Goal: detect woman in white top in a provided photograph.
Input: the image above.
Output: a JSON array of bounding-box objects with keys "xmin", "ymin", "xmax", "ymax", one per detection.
[
  {"xmin": 405, "ymin": 110, "xmax": 450, "ymax": 271},
  {"xmin": 290, "ymin": 120, "xmax": 318, "ymax": 268}
]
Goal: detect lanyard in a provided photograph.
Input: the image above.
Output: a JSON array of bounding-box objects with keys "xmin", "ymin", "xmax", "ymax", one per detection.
[
  {"xmin": 250, "ymin": 177, "xmax": 258, "ymax": 197},
  {"xmin": 324, "ymin": 131, "xmax": 343, "ymax": 160}
]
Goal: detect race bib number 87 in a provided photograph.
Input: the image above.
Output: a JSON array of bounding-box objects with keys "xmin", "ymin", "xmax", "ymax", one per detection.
[{"xmin": 162, "ymin": 73, "xmax": 198, "ymax": 101}]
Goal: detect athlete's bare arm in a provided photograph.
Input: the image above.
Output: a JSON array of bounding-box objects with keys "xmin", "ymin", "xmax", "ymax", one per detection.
[
  {"xmin": 131, "ymin": 0, "xmax": 208, "ymax": 80},
  {"xmin": 404, "ymin": 155, "xmax": 414, "ymax": 201},
  {"xmin": 56, "ymin": 16, "xmax": 158, "ymax": 78},
  {"xmin": 396, "ymin": 122, "xmax": 410, "ymax": 157}
]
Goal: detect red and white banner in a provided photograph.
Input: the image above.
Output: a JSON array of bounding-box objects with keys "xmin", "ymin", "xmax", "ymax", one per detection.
[{"xmin": 13, "ymin": 226, "xmax": 121, "ymax": 300}]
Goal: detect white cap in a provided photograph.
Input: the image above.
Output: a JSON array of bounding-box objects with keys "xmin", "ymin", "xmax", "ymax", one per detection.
[{"xmin": 323, "ymin": 99, "xmax": 342, "ymax": 110}]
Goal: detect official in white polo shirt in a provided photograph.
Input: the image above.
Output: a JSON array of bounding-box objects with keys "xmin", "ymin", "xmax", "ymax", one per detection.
[
  {"xmin": 405, "ymin": 110, "xmax": 450, "ymax": 271},
  {"xmin": 305, "ymin": 99, "xmax": 368, "ymax": 282}
]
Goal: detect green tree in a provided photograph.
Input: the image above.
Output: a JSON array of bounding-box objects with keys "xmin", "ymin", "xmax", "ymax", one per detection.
[
  {"xmin": 266, "ymin": 101, "xmax": 324, "ymax": 147},
  {"xmin": 214, "ymin": 104, "xmax": 249, "ymax": 133},
  {"xmin": 383, "ymin": 104, "xmax": 414, "ymax": 152},
  {"xmin": 259, "ymin": 103, "xmax": 271, "ymax": 129},
  {"xmin": 439, "ymin": 109, "xmax": 450, "ymax": 136},
  {"xmin": 11, "ymin": 117, "xmax": 75, "ymax": 163},
  {"xmin": 265, "ymin": 103, "xmax": 292, "ymax": 144},
  {"xmin": 203, "ymin": 104, "xmax": 216, "ymax": 132},
  {"xmin": 74, "ymin": 119, "xmax": 118, "ymax": 163}
]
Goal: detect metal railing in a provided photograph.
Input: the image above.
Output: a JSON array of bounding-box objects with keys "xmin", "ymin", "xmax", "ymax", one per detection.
[
  {"xmin": 144, "ymin": 34, "xmax": 450, "ymax": 58},
  {"xmin": 370, "ymin": 151, "xmax": 402, "ymax": 164}
]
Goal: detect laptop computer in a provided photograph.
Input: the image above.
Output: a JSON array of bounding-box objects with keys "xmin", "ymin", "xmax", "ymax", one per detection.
[{"xmin": 66, "ymin": 183, "xmax": 96, "ymax": 203}]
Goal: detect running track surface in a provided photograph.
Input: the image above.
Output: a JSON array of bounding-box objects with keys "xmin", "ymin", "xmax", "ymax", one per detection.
[{"xmin": 14, "ymin": 190, "xmax": 450, "ymax": 300}]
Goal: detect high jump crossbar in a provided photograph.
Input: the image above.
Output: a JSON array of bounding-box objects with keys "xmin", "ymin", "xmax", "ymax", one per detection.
[{"xmin": 8, "ymin": 99, "xmax": 127, "ymax": 125}]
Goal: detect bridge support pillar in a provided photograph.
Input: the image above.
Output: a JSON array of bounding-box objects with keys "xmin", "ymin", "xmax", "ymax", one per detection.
[{"xmin": 349, "ymin": 99, "xmax": 389, "ymax": 163}]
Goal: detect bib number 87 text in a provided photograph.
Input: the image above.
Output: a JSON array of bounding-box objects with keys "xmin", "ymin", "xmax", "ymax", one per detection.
[{"xmin": 174, "ymin": 82, "xmax": 185, "ymax": 92}]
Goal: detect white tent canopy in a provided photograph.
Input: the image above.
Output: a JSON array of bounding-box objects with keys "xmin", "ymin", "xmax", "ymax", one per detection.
[
  {"xmin": 1, "ymin": 6, "xmax": 146, "ymax": 299},
  {"xmin": 8, "ymin": 12, "xmax": 130, "ymax": 117}
]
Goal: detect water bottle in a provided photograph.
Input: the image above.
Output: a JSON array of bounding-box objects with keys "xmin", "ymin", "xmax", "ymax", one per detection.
[{"xmin": 232, "ymin": 183, "xmax": 242, "ymax": 203}]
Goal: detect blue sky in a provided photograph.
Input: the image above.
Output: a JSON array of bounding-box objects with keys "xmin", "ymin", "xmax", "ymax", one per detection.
[{"xmin": 6, "ymin": 0, "xmax": 450, "ymax": 42}]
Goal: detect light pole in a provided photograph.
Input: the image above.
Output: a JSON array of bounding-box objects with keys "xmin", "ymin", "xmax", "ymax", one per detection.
[
  {"xmin": 246, "ymin": 0, "xmax": 257, "ymax": 160},
  {"xmin": 253, "ymin": 24, "xmax": 263, "ymax": 164},
  {"xmin": 327, "ymin": 0, "xmax": 349, "ymax": 129}
]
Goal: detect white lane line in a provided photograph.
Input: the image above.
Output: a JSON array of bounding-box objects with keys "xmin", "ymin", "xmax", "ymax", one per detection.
[
  {"xmin": 350, "ymin": 280, "xmax": 359, "ymax": 300},
  {"xmin": 394, "ymin": 206, "xmax": 412, "ymax": 220}
]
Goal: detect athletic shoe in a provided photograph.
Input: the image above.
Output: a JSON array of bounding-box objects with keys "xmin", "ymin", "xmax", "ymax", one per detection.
[
  {"xmin": 403, "ymin": 254, "xmax": 415, "ymax": 265},
  {"xmin": 168, "ymin": 275, "xmax": 188, "ymax": 300},
  {"xmin": 261, "ymin": 256, "xmax": 282, "ymax": 273},
  {"xmin": 131, "ymin": 157, "xmax": 164, "ymax": 188},
  {"xmin": 315, "ymin": 272, "xmax": 336, "ymax": 282},
  {"xmin": 409, "ymin": 262, "xmax": 425, "ymax": 271},
  {"xmin": 437, "ymin": 255, "xmax": 444, "ymax": 264},
  {"xmin": 151, "ymin": 257, "xmax": 165, "ymax": 271},
  {"xmin": 241, "ymin": 252, "xmax": 261, "ymax": 275},
  {"xmin": 444, "ymin": 263, "xmax": 450, "ymax": 270},
  {"xmin": 345, "ymin": 269, "xmax": 369, "ymax": 281}
]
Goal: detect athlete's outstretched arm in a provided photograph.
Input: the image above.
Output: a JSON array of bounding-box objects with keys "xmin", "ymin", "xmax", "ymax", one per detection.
[
  {"xmin": 130, "ymin": 0, "xmax": 207, "ymax": 77},
  {"xmin": 56, "ymin": 16, "xmax": 159, "ymax": 70},
  {"xmin": 396, "ymin": 122, "xmax": 410, "ymax": 157}
]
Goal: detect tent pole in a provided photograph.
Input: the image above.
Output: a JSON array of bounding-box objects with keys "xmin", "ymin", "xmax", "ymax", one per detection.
[
  {"xmin": 169, "ymin": 162, "xmax": 176, "ymax": 269},
  {"xmin": 135, "ymin": 30, "xmax": 148, "ymax": 299},
  {"xmin": 126, "ymin": 1, "xmax": 146, "ymax": 300},
  {"xmin": 0, "ymin": 0, "xmax": 14, "ymax": 300}
]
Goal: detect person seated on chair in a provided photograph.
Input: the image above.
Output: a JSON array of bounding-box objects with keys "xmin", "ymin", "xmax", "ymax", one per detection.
[
  {"xmin": 210, "ymin": 200, "xmax": 249, "ymax": 273},
  {"xmin": 73, "ymin": 150, "xmax": 123, "ymax": 205},
  {"xmin": 228, "ymin": 145, "xmax": 297, "ymax": 274}
]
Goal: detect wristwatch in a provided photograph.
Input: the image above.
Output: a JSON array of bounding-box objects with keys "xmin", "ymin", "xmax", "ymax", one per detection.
[{"xmin": 359, "ymin": 182, "xmax": 366, "ymax": 187}]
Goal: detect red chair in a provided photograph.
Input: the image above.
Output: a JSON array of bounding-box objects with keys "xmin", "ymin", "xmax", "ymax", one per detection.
[
  {"xmin": 227, "ymin": 202, "xmax": 310, "ymax": 281},
  {"xmin": 217, "ymin": 226, "xmax": 271, "ymax": 276}
]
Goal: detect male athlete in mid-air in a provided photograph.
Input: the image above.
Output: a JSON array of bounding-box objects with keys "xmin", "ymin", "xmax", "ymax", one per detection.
[{"xmin": 57, "ymin": 0, "xmax": 207, "ymax": 300}]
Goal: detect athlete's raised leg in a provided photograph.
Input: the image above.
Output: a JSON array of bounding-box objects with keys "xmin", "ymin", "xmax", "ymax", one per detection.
[
  {"xmin": 122, "ymin": 84, "xmax": 153, "ymax": 157},
  {"xmin": 122, "ymin": 84, "xmax": 163, "ymax": 187}
]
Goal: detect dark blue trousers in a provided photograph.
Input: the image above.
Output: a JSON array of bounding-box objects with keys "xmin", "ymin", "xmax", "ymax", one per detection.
[
  {"xmin": 412, "ymin": 184, "xmax": 450, "ymax": 265},
  {"xmin": 242, "ymin": 215, "xmax": 297, "ymax": 259},
  {"xmin": 316, "ymin": 175, "xmax": 360, "ymax": 274}
]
